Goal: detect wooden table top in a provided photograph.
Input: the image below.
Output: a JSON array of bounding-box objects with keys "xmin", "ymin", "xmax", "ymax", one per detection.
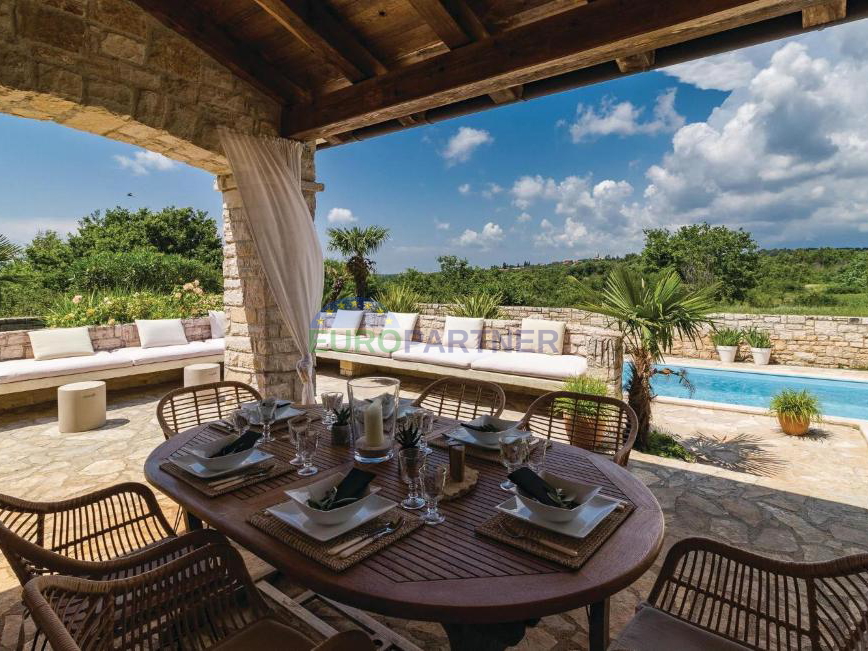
[{"xmin": 144, "ymin": 412, "xmax": 664, "ymax": 625}]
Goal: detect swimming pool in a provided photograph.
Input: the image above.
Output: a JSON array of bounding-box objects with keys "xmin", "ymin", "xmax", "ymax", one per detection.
[{"xmin": 625, "ymin": 364, "xmax": 868, "ymax": 421}]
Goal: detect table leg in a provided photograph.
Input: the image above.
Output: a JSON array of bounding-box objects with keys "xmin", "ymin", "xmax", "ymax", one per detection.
[
  {"xmin": 442, "ymin": 620, "xmax": 539, "ymax": 650},
  {"xmin": 184, "ymin": 510, "xmax": 203, "ymax": 531},
  {"xmin": 588, "ymin": 599, "xmax": 610, "ymax": 651}
]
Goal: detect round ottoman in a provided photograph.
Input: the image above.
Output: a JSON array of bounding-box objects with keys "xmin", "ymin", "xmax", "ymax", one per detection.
[
  {"xmin": 184, "ymin": 362, "xmax": 221, "ymax": 388},
  {"xmin": 58, "ymin": 381, "xmax": 106, "ymax": 433}
]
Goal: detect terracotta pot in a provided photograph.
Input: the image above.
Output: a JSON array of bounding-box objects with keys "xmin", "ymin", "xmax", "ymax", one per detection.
[
  {"xmin": 778, "ymin": 414, "xmax": 810, "ymax": 436},
  {"xmin": 751, "ymin": 347, "xmax": 772, "ymax": 365},
  {"xmin": 563, "ymin": 412, "xmax": 606, "ymax": 450},
  {"xmin": 716, "ymin": 345, "xmax": 738, "ymax": 363}
]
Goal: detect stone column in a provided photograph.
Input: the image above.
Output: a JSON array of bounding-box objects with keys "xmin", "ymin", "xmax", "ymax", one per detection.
[{"xmin": 218, "ymin": 143, "xmax": 323, "ymax": 401}]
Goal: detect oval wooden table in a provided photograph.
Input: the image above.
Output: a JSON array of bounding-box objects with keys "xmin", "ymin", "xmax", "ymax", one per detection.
[{"xmin": 145, "ymin": 416, "xmax": 664, "ymax": 651}]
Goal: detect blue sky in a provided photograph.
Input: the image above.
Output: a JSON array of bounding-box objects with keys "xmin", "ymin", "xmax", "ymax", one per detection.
[{"xmin": 2, "ymin": 20, "xmax": 868, "ymax": 273}]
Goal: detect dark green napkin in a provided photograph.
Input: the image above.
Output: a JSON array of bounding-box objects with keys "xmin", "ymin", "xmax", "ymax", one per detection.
[
  {"xmin": 334, "ymin": 468, "xmax": 376, "ymax": 501},
  {"xmin": 508, "ymin": 467, "xmax": 559, "ymax": 507},
  {"xmin": 213, "ymin": 430, "xmax": 261, "ymax": 457}
]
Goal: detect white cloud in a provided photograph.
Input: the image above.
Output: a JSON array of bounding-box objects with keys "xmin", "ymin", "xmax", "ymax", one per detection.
[
  {"xmin": 326, "ymin": 207, "xmax": 358, "ymax": 223},
  {"xmin": 482, "ymin": 182, "xmax": 503, "ymax": 198},
  {"xmin": 442, "ymin": 127, "xmax": 494, "ymax": 165},
  {"xmin": 663, "ymin": 51, "xmax": 758, "ymax": 91},
  {"xmin": 458, "ymin": 183, "xmax": 471, "ymax": 195},
  {"xmin": 114, "ymin": 149, "xmax": 178, "ymax": 175},
  {"xmin": 434, "ymin": 219, "xmax": 450, "ymax": 230},
  {"xmin": 2, "ymin": 218, "xmax": 79, "ymax": 245},
  {"xmin": 453, "ymin": 222, "xmax": 504, "ymax": 249},
  {"xmin": 516, "ymin": 212, "xmax": 532, "ymax": 223},
  {"xmin": 568, "ymin": 89, "xmax": 684, "ymax": 142}
]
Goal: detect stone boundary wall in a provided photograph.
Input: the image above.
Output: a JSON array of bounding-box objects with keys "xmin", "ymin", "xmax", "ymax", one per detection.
[
  {"xmin": 0, "ymin": 317, "xmax": 212, "ymax": 361},
  {"xmin": 418, "ymin": 304, "xmax": 868, "ymax": 369}
]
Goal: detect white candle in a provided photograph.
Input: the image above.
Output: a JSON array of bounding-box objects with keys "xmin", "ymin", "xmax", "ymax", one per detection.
[{"xmin": 364, "ymin": 399, "xmax": 385, "ymax": 447}]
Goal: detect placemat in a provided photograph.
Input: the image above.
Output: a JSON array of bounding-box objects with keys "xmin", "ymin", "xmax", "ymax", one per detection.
[
  {"xmin": 475, "ymin": 502, "xmax": 634, "ymax": 570},
  {"xmin": 247, "ymin": 507, "xmax": 422, "ymax": 572},
  {"xmin": 429, "ymin": 434, "xmax": 550, "ymax": 464},
  {"xmin": 160, "ymin": 460, "xmax": 295, "ymax": 497}
]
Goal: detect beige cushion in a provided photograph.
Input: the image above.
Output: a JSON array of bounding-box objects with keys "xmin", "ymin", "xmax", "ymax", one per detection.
[
  {"xmin": 135, "ymin": 319, "xmax": 188, "ymax": 348},
  {"xmin": 442, "ymin": 316, "xmax": 484, "ymax": 349},
  {"xmin": 609, "ymin": 605, "xmax": 751, "ymax": 651},
  {"xmin": 209, "ymin": 310, "xmax": 227, "ymax": 338},
  {"xmin": 520, "ymin": 318, "xmax": 566, "ymax": 355},
  {"xmin": 380, "ymin": 312, "xmax": 418, "ymax": 342},
  {"xmin": 325, "ymin": 309, "xmax": 364, "ymax": 336},
  {"xmin": 470, "ymin": 351, "xmax": 587, "ymax": 380},
  {"xmin": 126, "ymin": 339, "xmax": 224, "ymax": 365},
  {"xmin": 391, "ymin": 342, "xmax": 494, "ymax": 369},
  {"xmin": 0, "ymin": 351, "xmax": 132, "ymax": 384},
  {"xmin": 28, "ymin": 327, "xmax": 94, "ymax": 360}
]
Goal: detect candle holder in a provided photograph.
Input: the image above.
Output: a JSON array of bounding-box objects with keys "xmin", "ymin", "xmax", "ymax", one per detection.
[{"xmin": 347, "ymin": 376, "xmax": 400, "ymax": 464}]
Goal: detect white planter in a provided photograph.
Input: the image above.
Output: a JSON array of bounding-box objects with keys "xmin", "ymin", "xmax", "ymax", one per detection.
[
  {"xmin": 751, "ymin": 347, "xmax": 772, "ymax": 365},
  {"xmin": 716, "ymin": 345, "xmax": 738, "ymax": 363}
]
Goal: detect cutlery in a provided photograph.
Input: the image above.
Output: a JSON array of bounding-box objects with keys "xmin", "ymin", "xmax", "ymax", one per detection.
[
  {"xmin": 327, "ymin": 518, "xmax": 399, "ymax": 556},
  {"xmin": 207, "ymin": 464, "xmax": 273, "ymax": 489},
  {"xmin": 498, "ymin": 519, "xmax": 579, "ymax": 557},
  {"xmin": 329, "ymin": 518, "xmax": 403, "ymax": 558}
]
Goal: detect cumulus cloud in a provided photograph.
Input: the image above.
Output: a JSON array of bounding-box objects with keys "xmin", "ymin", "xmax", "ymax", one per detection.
[
  {"xmin": 453, "ymin": 222, "xmax": 504, "ymax": 249},
  {"xmin": 482, "ymin": 182, "xmax": 503, "ymax": 198},
  {"xmin": 326, "ymin": 207, "xmax": 358, "ymax": 223},
  {"xmin": 442, "ymin": 127, "xmax": 494, "ymax": 164},
  {"xmin": 458, "ymin": 183, "xmax": 471, "ymax": 194},
  {"xmin": 516, "ymin": 212, "xmax": 532, "ymax": 223},
  {"xmin": 663, "ymin": 51, "xmax": 758, "ymax": 91},
  {"xmin": 568, "ymin": 89, "xmax": 684, "ymax": 142},
  {"xmin": 434, "ymin": 219, "xmax": 451, "ymax": 230},
  {"xmin": 114, "ymin": 150, "xmax": 178, "ymax": 175}
]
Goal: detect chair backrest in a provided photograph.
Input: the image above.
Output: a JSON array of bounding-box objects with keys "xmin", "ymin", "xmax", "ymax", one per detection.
[
  {"xmin": 23, "ymin": 543, "xmax": 272, "ymax": 651},
  {"xmin": 412, "ymin": 377, "xmax": 506, "ymax": 421},
  {"xmin": 648, "ymin": 537, "xmax": 868, "ymax": 651},
  {"xmin": 517, "ymin": 390, "xmax": 638, "ymax": 466},
  {"xmin": 156, "ymin": 381, "xmax": 261, "ymax": 439}
]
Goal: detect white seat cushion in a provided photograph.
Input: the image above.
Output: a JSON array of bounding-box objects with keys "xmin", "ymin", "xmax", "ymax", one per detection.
[
  {"xmin": 342, "ymin": 335, "xmax": 397, "ymax": 358},
  {"xmin": 126, "ymin": 339, "xmax": 223, "ymax": 365},
  {"xmin": 391, "ymin": 342, "xmax": 494, "ymax": 369},
  {"xmin": 519, "ymin": 318, "xmax": 566, "ymax": 355},
  {"xmin": 135, "ymin": 319, "xmax": 188, "ymax": 348},
  {"xmin": 0, "ymin": 350, "xmax": 132, "ymax": 384},
  {"xmin": 28, "ymin": 327, "xmax": 95, "ymax": 360},
  {"xmin": 316, "ymin": 334, "xmax": 352, "ymax": 350},
  {"xmin": 443, "ymin": 316, "xmax": 484, "ymax": 349},
  {"xmin": 470, "ymin": 351, "xmax": 587, "ymax": 380}
]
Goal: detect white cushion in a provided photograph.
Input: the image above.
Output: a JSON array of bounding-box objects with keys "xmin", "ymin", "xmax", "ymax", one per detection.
[
  {"xmin": 135, "ymin": 319, "xmax": 188, "ymax": 348},
  {"xmin": 519, "ymin": 318, "xmax": 566, "ymax": 355},
  {"xmin": 316, "ymin": 333, "xmax": 352, "ymax": 350},
  {"xmin": 325, "ymin": 309, "xmax": 364, "ymax": 336},
  {"xmin": 126, "ymin": 339, "xmax": 224, "ymax": 365},
  {"xmin": 0, "ymin": 350, "xmax": 131, "ymax": 384},
  {"xmin": 391, "ymin": 342, "xmax": 494, "ymax": 369},
  {"xmin": 343, "ymin": 335, "xmax": 397, "ymax": 358},
  {"xmin": 471, "ymin": 351, "xmax": 588, "ymax": 380},
  {"xmin": 209, "ymin": 310, "xmax": 227, "ymax": 338},
  {"xmin": 443, "ymin": 316, "xmax": 484, "ymax": 349},
  {"xmin": 28, "ymin": 327, "xmax": 94, "ymax": 361},
  {"xmin": 381, "ymin": 312, "xmax": 418, "ymax": 342}
]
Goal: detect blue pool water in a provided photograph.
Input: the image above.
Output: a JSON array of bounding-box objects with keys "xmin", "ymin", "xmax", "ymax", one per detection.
[{"xmin": 624, "ymin": 365, "xmax": 868, "ymax": 420}]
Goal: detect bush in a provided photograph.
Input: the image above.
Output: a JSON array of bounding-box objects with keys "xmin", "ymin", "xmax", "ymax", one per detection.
[
  {"xmin": 557, "ymin": 375, "xmax": 610, "ymax": 419},
  {"xmin": 787, "ymin": 291, "xmax": 839, "ymax": 307},
  {"xmin": 769, "ymin": 389, "xmax": 822, "ymax": 423},
  {"xmin": 646, "ymin": 430, "xmax": 695, "ymax": 462},
  {"xmin": 711, "ymin": 327, "xmax": 742, "ymax": 346},
  {"xmin": 67, "ymin": 250, "xmax": 221, "ymax": 294},
  {"xmin": 449, "ymin": 292, "xmax": 504, "ymax": 319},
  {"xmin": 376, "ymin": 283, "xmax": 422, "ymax": 313},
  {"xmin": 743, "ymin": 327, "xmax": 772, "ymax": 348}
]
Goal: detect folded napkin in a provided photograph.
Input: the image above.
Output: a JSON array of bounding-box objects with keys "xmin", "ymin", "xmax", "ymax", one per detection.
[
  {"xmin": 334, "ymin": 468, "xmax": 376, "ymax": 502},
  {"xmin": 212, "ymin": 430, "xmax": 262, "ymax": 457},
  {"xmin": 508, "ymin": 467, "xmax": 560, "ymax": 507}
]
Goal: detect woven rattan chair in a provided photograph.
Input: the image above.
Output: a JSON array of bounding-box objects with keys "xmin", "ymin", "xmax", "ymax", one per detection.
[
  {"xmin": 23, "ymin": 542, "xmax": 375, "ymax": 651},
  {"xmin": 516, "ymin": 390, "xmax": 638, "ymax": 466},
  {"xmin": 411, "ymin": 377, "xmax": 506, "ymax": 421},
  {"xmin": 610, "ymin": 537, "xmax": 868, "ymax": 650},
  {"xmin": 156, "ymin": 380, "xmax": 261, "ymax": 440}
]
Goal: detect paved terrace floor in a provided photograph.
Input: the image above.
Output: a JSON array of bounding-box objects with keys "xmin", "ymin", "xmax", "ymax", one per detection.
[{"xmin": 1, "ymin": 364, "xmax": 867, "ymax": 649}]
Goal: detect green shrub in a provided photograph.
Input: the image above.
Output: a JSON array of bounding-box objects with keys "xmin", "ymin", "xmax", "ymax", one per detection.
[
  {"xmin": 787, "ymin": 291, "xmax": 840, "ymax": 307},
  {"xmin": 67, "ymin": 250, "xmax": 221, "ymax": 294},
  {"xmin": 769, "ymin": 389, "xmax": 822, "ymax": 423},
  {"xmin": 557, "ymin": 375, "xmax": 609, "ymax": 419},
  {"xmin": 710, "ymin": 327, "xmax": 742, "ymax": 346},
  {"xmin": 646, "ymin": 430, "xmax": 695, "ymax": 462},
  {"xmin": 743, "ymin": 327, "xmax": 772, "ymax": 348},
  {"xmin": 376, "ymin": 283, "xmax": 422, "ymax": 313},
  {"xmin": 449, "ymin": 292, "xmax": 504, "ymax": 319}
]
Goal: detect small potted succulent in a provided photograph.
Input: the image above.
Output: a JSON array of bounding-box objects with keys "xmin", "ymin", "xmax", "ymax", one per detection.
[
  {"xmin": 744, "ymin": 327, "xmax": 772, "ymax": 365},
  {"xmin": 557, "ymin": 375, "xmax": 609, "ymax": 448},
  {"xmin": 711, "ymin": 327, "xmax": 742, "ymax": 363},
  {"xmin": 331, "ymin": 407, "xmax": 352, "ymax": 446},
  {"xmin": 770, "ymin": 389, "xmax": 822, "ymax": 436},
  {"xmin": 395, "ymin": 423, "xmax": 422, "ymax": 451}
]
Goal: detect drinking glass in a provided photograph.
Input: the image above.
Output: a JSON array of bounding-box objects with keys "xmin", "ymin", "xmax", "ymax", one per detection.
[
  {"xmin": 231, "ymin": 409, "xmax": 250, "ymax": 437},
  {"xmin": 320, "ymin": 391, "xmax": 344, "ymax": 428},
  {"xmin": 296, "ymin": 426, "xmax": 319, "ymax": 477},
  {"xmin": 257, "ymin": 397, "xmax": 278, "ymax": 445},
  {"xmin": 414, "ymin": 409, "xmax": 435, "ymax": 454},
  {"xmin": 526, "ymin": 436, "xmax": 547, "ymax": 473},
  {"xmin": 348, "ymin": 377, "xmax": 400, "ymax": 464},
  {"xmin": 498, "ymin": 434, "xmax": 528, "ymax": 491},
  {"xmin": 288, "ymin": 417, "xmax": 310, "ymax": 466},
  {"xmin": 420, "ymin": 462, "xmax": 447, "ymax": 525},
  {"xmin": 398, "ymin": 448, "xmax": 426, "ymax": 510}
]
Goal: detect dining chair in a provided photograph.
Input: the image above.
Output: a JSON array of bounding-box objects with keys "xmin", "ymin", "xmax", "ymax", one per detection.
[
  {"xmin": 411, "ymin": 377, "xmax": 506, "ymax": 421},
  {"xmin": 156, "ymin": 380, "xmax": 262, "ymax": 440},
  {"xmin": 23, "ymin": 542, "xmax": 376, "ymax": 651},
  {"xmin": 610, "ymin": 536, "xmax": 868, "ymax": 650},
  {"xmin": 516, "ymin": 390, "xmax": 638, "ymax": 466}
]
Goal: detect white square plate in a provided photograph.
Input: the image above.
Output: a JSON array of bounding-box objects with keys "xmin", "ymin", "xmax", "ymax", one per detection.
[
  {"xmin": 266, "ymin": 494, "xmax": 397, "ymax": 542},
  {"xmin": 495, "ymin": 494, "xmax": 621, "ymax": 539},
  {"xmin": 241, "ymin": 400, "xmax": 304, "ymax": 422},
  {"xmin": 171, "ymin": 448, "xmax": 273, "ymax": 479},
  {"xmin": 447, "ymin": 427, "xmax": 530, "ymax": 450}
]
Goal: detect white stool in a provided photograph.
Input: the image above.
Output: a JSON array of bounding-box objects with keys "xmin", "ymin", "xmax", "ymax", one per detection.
[
  {"xmin": 184, "ymin": 363, "xmax": 221, "ymax": 388},
  {"xmin": 58, "ymin": 381, "xmax": 106, "ymax": 433}
]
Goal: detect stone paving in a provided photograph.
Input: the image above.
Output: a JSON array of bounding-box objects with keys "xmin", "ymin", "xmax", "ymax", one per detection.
[{"xmin": 1, "ymin": 368, "xmax": 867, "ymax": 650}]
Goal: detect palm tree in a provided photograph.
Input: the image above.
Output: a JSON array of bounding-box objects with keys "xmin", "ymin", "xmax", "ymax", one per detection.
[
  {"xmin": 322, "ymin": 258, "xmax": 353, "ymax": 305},
  {"xmin": 0, "ymin": 234, "xmax": 22, "ymax": 310},
  {"xmin": 326, "ymin": 226, "xmax": 390, "ymax": 300},
  {"xmin": 576, "ymin": 266, "xmax": 718, "ymax": 450}
]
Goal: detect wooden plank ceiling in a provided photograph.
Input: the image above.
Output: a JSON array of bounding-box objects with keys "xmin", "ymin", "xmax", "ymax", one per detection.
[{"xmin": 130, "ymin": 0, "xmax": 856, "ymax": 146}]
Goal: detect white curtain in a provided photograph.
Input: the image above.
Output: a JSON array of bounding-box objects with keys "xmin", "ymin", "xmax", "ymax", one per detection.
[{"xmin": 219, "ymin": 131, "xmax": 323, "ymax": 404}]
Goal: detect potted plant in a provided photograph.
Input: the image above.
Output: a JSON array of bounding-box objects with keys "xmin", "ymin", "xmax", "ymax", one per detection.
[
  {"xmin": 744, "ymin": 327, "xmax": 773, "ymax": 365},
  {"xmin": 395, "ymin": 423, "xmax": 422, "ymax": 451},
  {"xmin": 769, "ymin": 389, "xmax": 822, "ymax": 436},
  {"xmin": 556, "ymin": 375, "xmax": 609, "ymax": 448},
  {"xmin": 711, "ymin": 327, "xmax": 742, "ymax": 363},
  {"xmin": 331, "ymin": 407, "xmax": 351, "ymax": 446}
]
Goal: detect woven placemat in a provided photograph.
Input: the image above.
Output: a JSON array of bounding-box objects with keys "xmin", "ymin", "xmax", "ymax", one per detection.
[
  {"xmin": 160, "ymin": 460, "xmax": 295, "ymax": 497},
  {"xmin": 247, "ymin": 507, "xmax": 422, "ymax": 572},
  {"xmin": 476, "ymin": 503, "xmax": 634, "ymax": 570},
  {"xmin": 429, "ymin": 434, "xmax": 550, "ymax": 464}
]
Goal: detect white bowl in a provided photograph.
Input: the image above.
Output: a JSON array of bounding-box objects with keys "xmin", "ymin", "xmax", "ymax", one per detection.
[
  {"xmin": 460, "ymin": 414, "xmax": 521, "ymax": 446},
  {"xmin": 285, "ymin": 471, "xmax": 381, "ymax": 526},
  {"xmin": 515, "ymin": 471, "xmax": 601, "ymax": 523},
  {"xmin": 187, "ymin": 435, "xmax": 261, "ymax": 472}
]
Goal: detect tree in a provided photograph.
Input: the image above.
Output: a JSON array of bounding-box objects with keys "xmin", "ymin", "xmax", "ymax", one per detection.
[
  {"xmin": 577, "ymin": 267, "xmax": 718, "ymax": 450},
  {"xmin": 641, "ymin": 223, "xmax": 759, "ymax": 301},
  {"xmin": 323, "ymin": 258, "xmax": 353, "ymax": 305},
  {"xmin": 0, "ymin": 234, "xmax": 22, "ymax": 309},
  {"xmin": 326, "ymin": 225, "xmax": 390, "ymax": 300},
  {"xmin": 24, "ymin": 230, "xmax": 73, "ymax": 291}
]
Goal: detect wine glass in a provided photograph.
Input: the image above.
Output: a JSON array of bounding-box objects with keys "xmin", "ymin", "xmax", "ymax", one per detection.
[
  {"xmin": 296, "ymin": 425, "xmax": 319, "ymax": 477},
  {"xmin": 288, "ymin": 417, "xmax": 310, "ymax": 466},
  {"xmin": 408, "ymin": 408, "xmax": 434, "ymax": 454},
  {"xmin": 320, "ymin": 391, "xmax": 343, "ymax": 428},
  {"xmin": 526, "ymin": 436, "xmax": 547, "ymax": 473},
  {"xmin": 498, "ymin": 434, "xmax": 528, "ymax": 491},
  {"xmin": 398, "ymin": 447, "xmax": 426, "ymax": 510},
  {"xmin": 420, "ymin": 462, "xmax": 447, "ymax": 525},
  {"xmin": 257, "ymin": 397, "xmax": 278, "ymax": 445},
  {"xmin": 231, "ymin": 409, "xmax": 250, "ymax": 438}
]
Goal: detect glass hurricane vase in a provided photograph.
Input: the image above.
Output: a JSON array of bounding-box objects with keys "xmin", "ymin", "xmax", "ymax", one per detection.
[{"xmin": 348, "ymin": 377, "xmax": 400, "ymax": 463}]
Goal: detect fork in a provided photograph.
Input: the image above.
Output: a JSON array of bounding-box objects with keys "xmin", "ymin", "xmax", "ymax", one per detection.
[
  {"xmin": 335, "ymin": 517, "xmax": 405, "ymax": 559},
  {"xmin": 207, "ymin": 464, "xmax": 273, "ymax": 489},
  {"xmin": 498, "ymin": 519, "xmax": 579, "ymax": 557}
]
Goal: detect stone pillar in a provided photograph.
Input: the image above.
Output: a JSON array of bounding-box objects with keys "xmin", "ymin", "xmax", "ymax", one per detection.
[{"xmin": 218, "ymin": 142, "xmax": 323, "ymax": 401}]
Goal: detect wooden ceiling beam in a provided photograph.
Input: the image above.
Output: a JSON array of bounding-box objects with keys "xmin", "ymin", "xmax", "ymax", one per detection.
[
  {"xmin": 283, "ymin": 0, "xmax": 830, "ymax": 140},
  {"xmin": 616, "ymin": 50, "xmax": 656, "ymax": 73},
  {"xmin": 802, "ymin": 0, "xmax": 846, "ymax": 26},
  {"xmin": 127, "ymin": 0, "xmax": 307, "ymax": 102},
  {"xmin": 252, "ymin": 0, "xmax": 386, "ymax": 81}
]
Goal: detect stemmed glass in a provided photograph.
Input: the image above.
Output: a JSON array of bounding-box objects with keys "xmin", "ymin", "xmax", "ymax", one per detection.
[
  {"xmin": 320, "ymin": 392, "xmax": 344, "ymax": 428},
  {"xmin": 296, "ymin": 426, "xmax": 319, "ymax": 477},
  {"xmin": 257, "ymin": 397, "xmax": 278, "ymax": 445},
  {"xmin": 526, "ymin": 436, "xmax": 547, "ymax": 473},
  {"xmin": 415, "ymin": 409, "xmax": 434, "ymax": 454},
  {"xmin": 498, "ymin": 434, "xmax": 528, "ymax": 491},
  {"xmin": 231, "ymin": 409, "xmax": 250, "ymax": 438},
  {"xmin": 398, "ymin": 448, "xmax": 426, "ymax": 510},
  {"xmin": 289, "ymin": 417, "xmax": 310, "ymax": 466},
  {"xmin": 420, "ymin": 462, "xmax": 447, "ymax": 525}
]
